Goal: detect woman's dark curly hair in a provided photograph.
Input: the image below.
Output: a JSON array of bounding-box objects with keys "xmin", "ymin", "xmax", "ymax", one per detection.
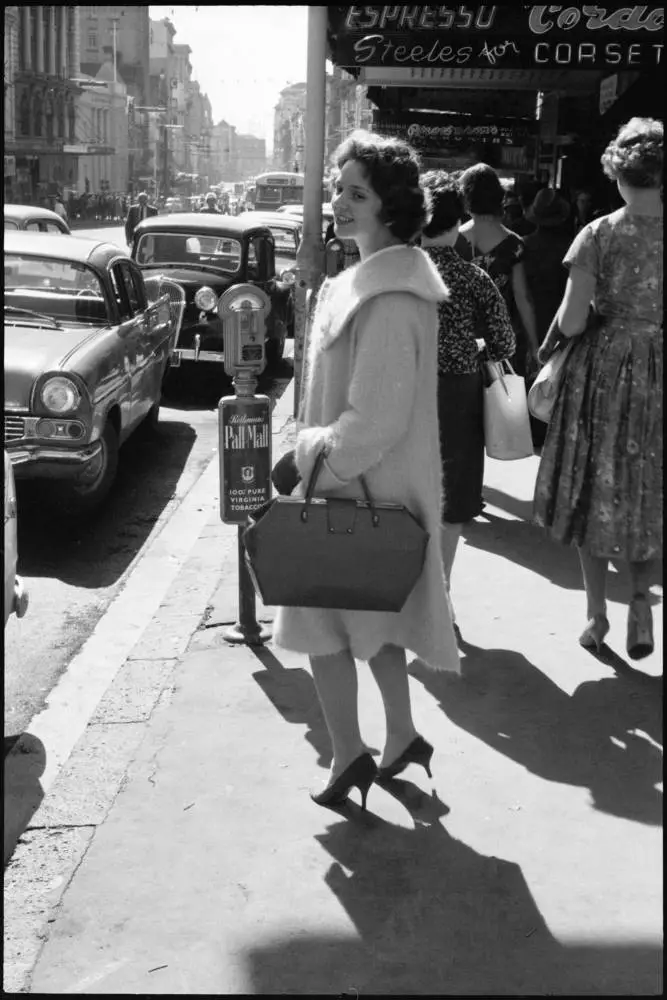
[
  {"xmin": 332, "ymin": 130, "xmax": 430, "ymax": 242},
  {"xmin": 600, "ymin": 117, "xmax": 663, "ymax": 188},
  {"xmin": 421, "ymin": 170, "xmax": 464, "ymax": 237},
  {"xmin": 459, "ymin": 162, "xmax": 505, "ymax": 216}
]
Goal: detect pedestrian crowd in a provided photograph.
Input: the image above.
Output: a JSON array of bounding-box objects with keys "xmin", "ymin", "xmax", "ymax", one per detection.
[{"xmin": 270, "ymin": 116, "xmax": 663, "ymax": 812}]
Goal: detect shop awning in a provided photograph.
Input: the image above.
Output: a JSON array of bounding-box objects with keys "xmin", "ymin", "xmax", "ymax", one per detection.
[{"xmin": 327, "ymin": 5, "xmax": 664, "ymax": 89}]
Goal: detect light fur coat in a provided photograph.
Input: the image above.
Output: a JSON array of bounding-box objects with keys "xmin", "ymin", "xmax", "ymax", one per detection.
[{"xmin": 273, "ymin": 244, "xmax": 460, "ymax": 672}]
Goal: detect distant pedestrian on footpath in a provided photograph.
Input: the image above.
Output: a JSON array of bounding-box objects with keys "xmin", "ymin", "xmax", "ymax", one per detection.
[
  {"xmin": 272, "ymin": 131, "xmax": 460, "ymax": 811},
  {"xmin": 420, "ymin": 170, "xmax": 515, "ymax": 639},
  {"xmin": 533, "ymin": 117, "xmax": 663, "ymax": 660},
  {"xmin": 125, "ymin": 191, "xmax": 158, "ymax": 245},
  {"xmin": 200, "ymin": 191, "xmax": 221, "ymax": 214}
]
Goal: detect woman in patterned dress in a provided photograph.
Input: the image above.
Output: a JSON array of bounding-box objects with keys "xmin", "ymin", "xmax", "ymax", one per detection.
[
  {"xmin": 533, "ymin": 117, "xmax": 663, "ymax": 660},
  {"xmin": 421, "ymin": 171, "xmax": 515, "ymax": 637},
  {"xmin": 457, "ymin": 163, "xmax": 540, "ymax": 380}
]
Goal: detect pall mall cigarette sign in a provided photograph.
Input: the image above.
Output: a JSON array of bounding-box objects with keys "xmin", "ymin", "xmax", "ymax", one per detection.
[
  {"xmin": 219, "ymin": 396, "xmax": 272, "ymax": 525},
  {"xmin": 329, "ymin": 5, "xmax": 664, "ymax": 69}
]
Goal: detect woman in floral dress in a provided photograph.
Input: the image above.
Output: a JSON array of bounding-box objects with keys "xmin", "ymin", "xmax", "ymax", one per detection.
[{"xmin": 533, "ymin": 118, "xmax": 663, "ymax": 660}]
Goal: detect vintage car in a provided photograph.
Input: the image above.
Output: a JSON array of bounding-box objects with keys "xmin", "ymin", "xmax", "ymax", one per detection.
[
  {"xmin": 240, "ymin": 211, "xmax": 300, "ymax": 335},
  {"xmin": 4, "ymin": 203, "xmax": 71, "ymax": 235},
  {"xmin": 131, "ymin": 213, "xmax": 294, "ymax": 367},
  {"xmin": 4, "ymin": 451, "xmax": 28, "ymax": 627},
  {"xmin": 277, "ymin": 202, "xmax": 333, "ymax": 241},
  {"xmin": 4, "ymin": 231, "xmax": 182, "ymax": 510}
]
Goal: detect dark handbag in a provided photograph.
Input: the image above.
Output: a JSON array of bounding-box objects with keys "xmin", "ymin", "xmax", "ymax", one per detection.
[
  {"xmin": 243, "ymin": 450, "xmax": 429, "ymax": 611},
  {"xmin": 271, "ymin": 448, "xmax": 301, "ymax": 496}
]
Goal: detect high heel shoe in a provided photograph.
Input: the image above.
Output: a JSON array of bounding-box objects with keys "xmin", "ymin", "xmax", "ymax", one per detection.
[
  {"xmin": 627, "ymin": 594, "xmax": 654, "ymax": 660},
  {"xmin": 310, "ymin": 752, "xmax": 378, "ymax": 811},
  {"xmin": 377, "ymin": 735, "xmax": 434, "ymax": 782},
  {"xmin": 578, "ymin": 614, "xmax": 610, "ymax": 652}
]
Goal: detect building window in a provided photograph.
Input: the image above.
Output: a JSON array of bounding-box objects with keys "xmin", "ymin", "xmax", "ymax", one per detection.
[
  {"xmin": 19, "ymin": 92, "xmax": 30, "ymax": 136},
  {"xmin": 45, "ymin": 96, "xmax": 54, "ymax": 141},
  {"xmin": 33, "ymin": 92, "xmax": 43, "ymax": 137},
  {"xmin": 88, "ymin": 33, "xmax": 98, "ymax": 49},
  {"xmin": 68, "ymin": 98, "xmax": 76, "ymax": 142},
  {"xmin": 30, "ymin": 8, "xmax": 38, "ymax": 70},
  {"xmin": 57, "ymin": 97, "xmax": 65, "ymax": 138}
]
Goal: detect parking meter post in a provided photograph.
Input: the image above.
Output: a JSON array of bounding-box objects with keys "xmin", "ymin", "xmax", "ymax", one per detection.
[{"xmin": 217, "ymin": 284, "xmax": 273, "ymax": 646}]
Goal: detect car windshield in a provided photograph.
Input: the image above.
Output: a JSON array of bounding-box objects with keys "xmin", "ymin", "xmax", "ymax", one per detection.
[
  {"xmin": 135, "ymin": 232, "xmax": 242, "ymax": 274},
  {"xmin": 4, "ymin": 252, "xmax": 108, "ymax": 325}
]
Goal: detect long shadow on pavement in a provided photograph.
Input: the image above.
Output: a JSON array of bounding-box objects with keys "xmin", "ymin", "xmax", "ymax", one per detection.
[
  {"xmin": 410, "ymin": 640, "xmax": 662, "ymax": 827},
  {"xmin": 241, "ymin": 790, "xmax": 662, "ymax": 995},
  {"xmin": 467, "ymin": 492, "xmax": 662, "ymax": 604}
]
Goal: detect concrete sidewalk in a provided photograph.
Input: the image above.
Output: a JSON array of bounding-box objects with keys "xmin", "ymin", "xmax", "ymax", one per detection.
[{"xmin": 4, "ymin": 401, "xmax": 662, "ymax": 994}]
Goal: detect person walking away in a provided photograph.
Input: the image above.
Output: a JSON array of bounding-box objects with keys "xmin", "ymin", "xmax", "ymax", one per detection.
[
  {"xmin": 533, "ymin": 117, "xmax": 663, "ymax": 660},
  {"xmin": 522, "ymin": 188, "xmax": 573, "ymax": 447},
  {"xmin": 125, "ymin": 191, "xmax": 158, "ymax": 246},
  {"xmin": 53, "ymin": 192, "xmax": 67, "ymax": 224},
  {"xmin": 457, "ymin": 163, "xmax": 540, "ymax": 380},
  {"xmin": 273, "ymin": 131, "xmax": 460, "ymax": 811},
  {"xmin": 200, "ymin": 191, "xmax": 221, "ymax": 214},
  {"xmin": 421, "ymin": 170, "xmax": 516, "ymax": 640}
]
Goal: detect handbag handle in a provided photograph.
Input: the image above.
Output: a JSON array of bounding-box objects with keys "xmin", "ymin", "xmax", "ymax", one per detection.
[{"xmin": 302, "ymin": 449, "xmax": 379, "ymax": 526}]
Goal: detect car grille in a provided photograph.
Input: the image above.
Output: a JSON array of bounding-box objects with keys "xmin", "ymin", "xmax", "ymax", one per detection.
[{"xmin": 5, "ymin": 415, "xmax": 26, "ymax": 442}]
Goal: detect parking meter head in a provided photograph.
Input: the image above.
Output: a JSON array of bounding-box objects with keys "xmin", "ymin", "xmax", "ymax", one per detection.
[{"xmin": 217, "ymin": 283, "xmax": 271, "ymax": 379}]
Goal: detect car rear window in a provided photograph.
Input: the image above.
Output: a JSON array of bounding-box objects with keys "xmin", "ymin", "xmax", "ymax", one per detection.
[
  {"xmin": 135, "ymin": 232, "xmax": 242, "ymax": 274},
  {"xmin": 4, "ymin": 253, "xmax": 108, "ymax": 324}
]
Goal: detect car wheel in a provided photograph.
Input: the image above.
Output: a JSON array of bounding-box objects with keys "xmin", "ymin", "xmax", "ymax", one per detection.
[{"xmin": 68, "ymin": 421, "xmax": 119, "ymax": 511}]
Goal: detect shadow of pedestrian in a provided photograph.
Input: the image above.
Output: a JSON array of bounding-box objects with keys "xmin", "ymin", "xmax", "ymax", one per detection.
[
  {"xmin": 241, "ymin": 794, "xmax": 662, "ymax": 994},
  {"xmin": 4, "ymin": 732, "xmax": 46, "ymax": 864},
  {"xmin": 468, "ymin": 496, "xmax": 662, "ymax": 603},
  {"xmin": 410, "ymin": 640, "xmax": 662, "ymax": 826},
  {"xmin": 249, "ymin": 646, "xmax": 333, "ymax": 768}
]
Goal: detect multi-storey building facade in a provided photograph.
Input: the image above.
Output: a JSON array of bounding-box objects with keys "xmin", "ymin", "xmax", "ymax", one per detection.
[
  {"xmin": 235, "ymin": 134, "xmax": 267, "ymax": 181},
  {"xmin": 78, "ymin": 6, "xmax": 151, "ymax": 190},
  {"xmin": 210, "ymin": 119, "xmax": 237, "ymax": 185},
  {"xmin": 5, "ymin": 6, "xmax": 83, "ymax": 204}
]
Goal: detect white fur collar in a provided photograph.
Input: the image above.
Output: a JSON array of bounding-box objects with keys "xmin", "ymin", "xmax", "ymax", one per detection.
[{"xmin": 316, "ymin": 245, "xmax": 450, "ymax": 351}]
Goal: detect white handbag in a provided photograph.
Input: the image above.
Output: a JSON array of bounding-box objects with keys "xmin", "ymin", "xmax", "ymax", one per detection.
[
  {"xmin": 483, "ymin": 360, "xmax": 534, "ymax": 461},
  {"xmin": 528, "ymin": 341, "xmax": 574, "ymax": 423}
]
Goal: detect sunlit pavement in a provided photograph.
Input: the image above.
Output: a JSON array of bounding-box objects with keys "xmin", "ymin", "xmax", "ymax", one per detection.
[{"xmin": 4, "ymin": 409, "xmax": 661, "ymax": 994}]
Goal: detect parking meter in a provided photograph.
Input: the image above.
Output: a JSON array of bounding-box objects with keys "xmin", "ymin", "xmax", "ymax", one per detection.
[
  {"xmin": 217, "ymin": 283, "xmax": 273, "ymax": 646},
  {"xmin": 218, "ymin": 283, "xmax": 271, "ymax": 382}
]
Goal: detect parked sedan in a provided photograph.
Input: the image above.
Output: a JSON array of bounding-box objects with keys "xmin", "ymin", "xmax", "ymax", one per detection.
[
  {"xmin": 4, "ymin": 203, "xmax": 71, "ymax": 235},
  {"xmin": 241, "ymin": 211, "xmax": 300, "ymax": 335},
  {"xmin": 131, "ymin": 213, "xmax": 293, "ymax": 369},
  {"xmin": 4, "ymin": 451, "xmax": 28, "ymax": 626},
  {"xmin": 4, "ymin": 232, "xmax": 178, "ymax": 510}
]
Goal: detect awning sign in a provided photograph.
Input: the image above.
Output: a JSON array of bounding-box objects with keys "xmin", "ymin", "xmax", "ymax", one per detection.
[
  {"xmin": 329, "ymin": 5, "xmax": 664, "ymax": 69},
  {"xmin": 373, "ymin": 110, "xmax": 535, "ymax": 149}
]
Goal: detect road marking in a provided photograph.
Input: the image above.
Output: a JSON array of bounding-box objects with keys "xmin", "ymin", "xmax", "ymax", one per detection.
[{"xmin": 20, "ymin": 455, "xmax": 221, "ymax": 796}]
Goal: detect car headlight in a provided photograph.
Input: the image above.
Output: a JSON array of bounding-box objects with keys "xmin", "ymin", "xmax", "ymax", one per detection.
[
  {"xmin": 194, "ymin": 286, "xmax": 217, "ymax": 312},
  {"xmin": 40, "ymin": 376, "xmax": 81, "ymax": 414}
]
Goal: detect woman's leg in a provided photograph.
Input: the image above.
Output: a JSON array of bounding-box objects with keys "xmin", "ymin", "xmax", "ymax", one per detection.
[
  {"xmin": 576, "ymin": 545, "xmax": 609, "ymax": 619},
  {"xmin": 629, "ymin": 559, "xmax": 656, "ymax": 598},
  {"xmin": 367, "ymin": 644, "xmax": 418, "ymax": 768},
  {"xmin": 309, "ymin": 650, "xmax": 365, "ymax": 780}
]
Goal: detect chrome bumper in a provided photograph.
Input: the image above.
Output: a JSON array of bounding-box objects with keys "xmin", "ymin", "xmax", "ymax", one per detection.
[
  {"xmin": 9, "ymin": 440, "xmax": 103, "ymax": 474},
  {"xmin": 171, "ymin": 348, "xmax": 224, "ymax": 365}
]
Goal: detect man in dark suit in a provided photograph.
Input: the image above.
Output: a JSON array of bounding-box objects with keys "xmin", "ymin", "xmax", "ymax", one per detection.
[{"xmin": 125, "ymin": 191, "xmax": 158, "ymax": 245}]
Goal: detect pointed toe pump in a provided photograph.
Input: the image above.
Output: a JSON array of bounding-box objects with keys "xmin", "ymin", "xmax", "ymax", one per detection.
[
  {"xmin": 377, "ymin": 735, "xmax": 434, "ymax": 782},
  {"xmin": 310, "ymin": 752, "xmax": 378, "ymax": 811},
  {"xmin": 579, "ymin": 614, "xmax": 610, "ymax": 653}
]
